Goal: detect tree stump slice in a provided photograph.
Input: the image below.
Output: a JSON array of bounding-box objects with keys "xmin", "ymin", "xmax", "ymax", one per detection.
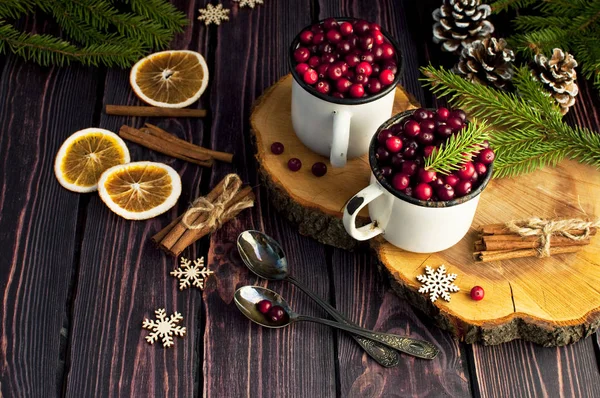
[
  {"xmin": 251, "ymin": 74, "xmax": 418, "ymax": 249},
  {"xmin": 251, "ymin": 75, "xmax": 600, "ymax": 347}
]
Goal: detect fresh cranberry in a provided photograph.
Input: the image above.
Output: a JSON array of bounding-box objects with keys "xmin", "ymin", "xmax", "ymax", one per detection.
[
  {"xmin": 414, "ymin": 183, "xmax": 433, "ymax": 200},
  {"xmin": 436, "ymin": 124, "xmax": 452, "ymax": 138},
  {"xmin": 336, "ymin": 77, "xmax": 352, "ymax": 93},
  {"xmin": 327, "ymin": 64, "xmax": 343, "ymax": 80},
  {"xmin": 323, "ymin": 18, "xmax": 338, "ymax": 30},
  {"xmin": 437, "ymin": 184, "xmax": 455, "ymax": 201},
  {"xmin": 270, "ymin": 142, "xmax": 284, "ymax": 155},
  {"xmin": 267, "ymin": 305, "xmax": 287, "ymax": 323},
  {"xmin": 418, "ymin": 168, "xmax": 437, "ymax": 183},
  {"xmin": 470, "ymin": 171, "xmax": 479, "ymax": 183},
  {"xmin": 381, "ymin": 43, "xmax": 395, "ymax": 59},
  {"xmin": 288, "ymin": 158, "xmax": 302, "ymax": 171},
  {"xmin": 339, "ymin": 22, "xmax": 353, "ymax": 36},
  {"xmin": 349, "ymin": 83, "xmax": 365, "ymax": 98},
  {"xmin": 312, "ymin": 162, "xmax": 327, "ymax": 177},
  {"xmin": 401, "ymin": 160, "xmax": 418, "ymax": 175},
  {"xmin": 402, "ymin": 147, "xmax": 417, "ymax": 159},
  {"xmin": 392, "ymin": 173, "xmax": 410, "ymax": 190},
  {"xmin": 445, "ymin": 173, "xmax": 460, "ymax": 187},
  {"xmin": 403, "ymin": 120, "xmax": 420, "ymax": 137},
  {"xmin": 294, "ymin": 47, "xmax": 310, "ymax": 63},
  {"xmin": 331, "ymin": 92, "xmax": 344, "ymax": 98},
  {"xmin": 371, "ymin": 45, "xmax": 384, "ymax": 60},
  {"xmin": 308, "ymin": 56, "xmax": 320, "ymax": 68},
  {"xmin": 382, "ymin": 60, "xmax": 398, "ymax": 74},
  {"xmin": 257, "ymin": 299, "xmax": 272, "ymax": 314},
  {"xmin": 354, "ymin": 20, "xmax": 370, "ymax": 35},
  {"xmin": 423, "ymin": 145, "xmax": 436, "ymax": 158},
  {"xmin": 420, "ymin": 120, "xmax": 436, "ymax": 134},
  {"xmin": 299, "ymin": 30, "xmax": 313, "ymax": 44},
  {"xmin": 311, "ymin": 24, "xmax": 324, "ymax": 34},
  {"xmin": 354, "ymin": 73, "xmax": 368, "ymax": 85},
  {"xmin": 326, "ymin": 29, "xmax": 342, "ymax": 44},
  {"xmin": 303, "ymin": 69, "xmax": 318, "ymax": 85},
  {"xmin": 478, "ymin": 148, "xmax": 495, "ymax": 165},
  {"xmin": 426, "ymin": 110, "xmax": 435, "ymax": 119},
  {"xmin": 455, "ymin": 180, "xmax": 472, "ymax": 196},
  {"xmin": 356, "ymin": 61, "xmax": 373, "ymax": 76},
  {"xmin": 379, "ymin": 69, "xmax": 395, "ymax": 85},
  {"xmin": 447, "ymin": 117, "xmax": 464, "ymax": 131},
  {"xmin": 390, "ymin": 152, "xmax": 404, "ymax": 168},
  {"xmin": 359, "ymin": 35, "xmax": 374, "ymax": 50},
  {"xmin": 474, "ymin": 162, "xmax": 487, "ymax": 176},
  {"xmin": 436, "ymin": 107, "xmax": 450, "ymax": 121},
  {"xmin": 345, "ymin": 54, "xmax": 360, "ymax": 67},
  {"xmin": 456, "ymin": 161, "xmax": 475, "ymax": 180},
  {"xmin": 316, "ymin": 64, "xmax": 329, "ymax": 79},
  {"xmin": 337, "ymin": 41, "xmax": 352, "ymax": 54},
  {"xmin": 385, "ymin": 136, "xmax": 403, "ymax": 153},
  {"xmin": 316, "ymin": 80, "xmax": 330, "ymax": 94},
  {"xmin": 371, "ymin": 64, "xmax": 381, "ymax": 76},
  {"xmin": 450, "ymin": 109, "xmax": 467, "ymax": 121},
  {"xmin": 418, "ymin": 131, "xmax": 435, "ymax": 145},
  {"xmin": 295, "ymin": 63, "xmax": 309, "ymax": 75},
  {"xmin": 334, "ymin": 61, "xmax": 348, "ymax": 74},
  {"xmin": 321, "ymin": 53, "xmax": 336, "ymax": 64},
  {"xmin": 360, "ymin": 53, "xmax": 375, "ymax": 63},
  {"xmin": 373, "ymin": 31, "xmax": 385, "ymax": 45},
  {"xmin": 470, "ymin": 286, "xmax": 485, "ymax": 301},
  {"xmin": 318, "ymin": 42, "xmax": 334, "ymax": 53},
  {"xmin": 377, "ymin": 129, "xmax": 394, "ymax": 144},
  {"xmin": 312, "ymin": 32, "xmax": 325, "ymax": 45},
  {"xmin": 367, "ymin": 78, "xmax": 382, "ymax": 94},
  {"xmin": 376, "ymin": 146, "xmax": 390, "ymax": 162}
]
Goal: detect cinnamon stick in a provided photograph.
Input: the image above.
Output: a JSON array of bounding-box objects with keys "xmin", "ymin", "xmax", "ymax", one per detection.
[
  {"xmin": 479, "ymin": 223, "xmax": 597, "ymax": 237},
  {"xmin": 473, "ymin": 245, "xmax": 583, "ymax": 262},
  {"xmin": 106, "ymin": 105, "xmax": 206, "ymax": 118},
  {"xmin": 481, "ymin": 234, "xmax": 591, "ymax": 251}
]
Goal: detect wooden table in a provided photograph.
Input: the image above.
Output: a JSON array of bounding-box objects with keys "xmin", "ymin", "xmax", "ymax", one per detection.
[{"xmin": 1, "ymin": 1, "xmax": 600, "ymax": 397}]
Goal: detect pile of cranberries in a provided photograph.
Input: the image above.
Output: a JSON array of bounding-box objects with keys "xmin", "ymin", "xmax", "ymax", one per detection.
[
  {"xmin": 257, "ymin": 299, "xmax": 289, "ymax": 323},
  {"xmin": 292, "ymin": 18, "xmax": 398, "ymax": 99},
  {"xmin": 374, "ymin": 107, "xmax": 495, "ymax": 202}
]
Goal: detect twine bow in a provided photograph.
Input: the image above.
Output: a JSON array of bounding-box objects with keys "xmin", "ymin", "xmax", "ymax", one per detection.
[
  {"xmin": 505, "ymin": 217, "xmax": 600, "ymax": 257},
  {"xmin": 182, "ymin": 174, "xmax": 254, "ymax": 230}
]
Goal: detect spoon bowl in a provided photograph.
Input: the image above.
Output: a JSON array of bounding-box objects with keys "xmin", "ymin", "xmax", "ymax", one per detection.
[
  {"xmin": 234, "ymin": 285, "xmax": 295, "ymax": 328},
  {"xmin": 237, "ymin": 230, "xmax": 288, "ymax": 280}
]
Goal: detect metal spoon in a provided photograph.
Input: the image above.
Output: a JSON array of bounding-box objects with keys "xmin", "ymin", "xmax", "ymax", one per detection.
[
  {"xmin": 237, "ymin": 230, "xmax": 434, "ymax": 364},
  {"xmin": 235, "ymin": 285, "xmax": 439, "ymax": 360}
]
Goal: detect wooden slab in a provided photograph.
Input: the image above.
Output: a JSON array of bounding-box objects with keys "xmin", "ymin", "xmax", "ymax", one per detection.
[
  {"xmin": 251, "ymin": 76, "xmax": 600, "ymax": 346},
  {"xmin": 251, "ymin": 74, "xmax": 418, "ymax": 249}
]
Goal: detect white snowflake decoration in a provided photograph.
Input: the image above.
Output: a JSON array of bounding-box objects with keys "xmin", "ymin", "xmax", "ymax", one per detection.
[
  {"xmin": 234, "ymin": 0, "xmax": 264, "ymax": 8},
  {"xmin": 170, "ymin": 257, "xmax": 213, "ymax": 291},
  {"xmin": 416, "ymin": 264, "xmax": 460, "ymax": 303},
  {"xmin": 198, "ymin": 3, "xmax": 230, "ymax": 26},
  {"xmin": 142, "ymin": 308, "xmax": 186, "ymax": 348}
]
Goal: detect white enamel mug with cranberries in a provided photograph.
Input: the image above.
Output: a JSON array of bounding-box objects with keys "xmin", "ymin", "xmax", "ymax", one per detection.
[
  {"xmin": 342, "ymin": 110, "xmax": 492, "ymax": 253},
  {"xmin": 289, "ymin": 18, "xmax": 403, "ymax": 168}
]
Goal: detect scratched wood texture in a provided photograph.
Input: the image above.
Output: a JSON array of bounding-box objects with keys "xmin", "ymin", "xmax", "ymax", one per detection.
[{"xmin": 1, "ymin": 1, "xmax": 600, "ymax": 397}]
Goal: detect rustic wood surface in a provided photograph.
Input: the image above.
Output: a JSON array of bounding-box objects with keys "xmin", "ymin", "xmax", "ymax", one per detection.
[{"xmin": 1, "ymin": 1, "xmax": 600, "ymax": 397}]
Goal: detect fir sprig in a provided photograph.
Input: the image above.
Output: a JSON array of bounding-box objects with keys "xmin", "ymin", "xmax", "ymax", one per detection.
[
  {"xmin": 425, "ymin": 120, "xmax": 490, "ymax": 175},
  {"xmin": 421, "ymin": 64, "xmax": 600, "ymax": 178}
]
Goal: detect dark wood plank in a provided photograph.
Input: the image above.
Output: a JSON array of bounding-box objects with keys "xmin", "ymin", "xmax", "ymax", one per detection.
[
  {"xmin": 0, "ymin": 56, "xmax": 101, "ymax": 395},
  {"xmin": 202, "ymin": 1, "xmax": 337, "ymax": 396},
  {"xmin": 63, "ymin": 2, "xmax": 208, "ymax": 396}
]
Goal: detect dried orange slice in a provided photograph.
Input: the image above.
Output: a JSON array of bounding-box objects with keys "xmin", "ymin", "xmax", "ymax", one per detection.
[
  {"xmin": 54, "ymin": 128, "xmax": 130, "ymax": 193},
  {"xmin": 97, "ymin": 161, "xmax": 182, "ymax": 220},
  {"xmin": 130, "ymin": 50, "xmax": 209, "ymax": 108}
]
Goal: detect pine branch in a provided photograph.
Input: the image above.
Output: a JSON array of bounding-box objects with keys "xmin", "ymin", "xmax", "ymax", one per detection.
[
  {"xmin": 122, "ymin": 0, "xmax": 188, "ymax": 33},
  {"xmin": 513, "ymin": 15, "xmax": 570, "ymax": 32},
  {"xmin": 0, "ymin": 0, "xmax": 34, "ymax": 19},
  {"xmin": 487, "ymin": 0, "xmax": 538, "ymax": 13},
  {"xmin": 512, "ymin": 66, "xmax": 563, "ymax": 119},
  {"xmin": 510, "ymin": 28, "xmax": 571, "ymax": 55},
  {"xmin": 0, "ymin": 20, "xmax": 143, "ymax": 67},
  {"xmin": 425, "ymin": 120, "xmax": 491, "ymax": 175},
  {"xmin": 492, "ymin": 141, "xmax": 569, "ymax": 178}
]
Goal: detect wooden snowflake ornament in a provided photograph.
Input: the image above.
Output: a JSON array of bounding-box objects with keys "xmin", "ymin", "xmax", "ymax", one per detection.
[
  {"xmin": 171, "ymin": 257, "xmax": 213, "ymax": 291},
  {"xmin": 198, "ymin": 3, "xmax": 230, "ymax": 26},
  {"xmin": 416, "ymin": 264, "xmax": 460, "ymax": 303},
  {"xmin": 234, "ymin": 0, "xmax": 264, "ymax": 8},
  {"xmin": 142, "ymin": 308, "xmax": 186, "ymax": 347}
]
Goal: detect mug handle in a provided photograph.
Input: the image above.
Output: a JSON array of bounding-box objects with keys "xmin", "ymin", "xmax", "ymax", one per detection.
[
  {"xmin": 330, "ymin": 110, "xmax": 352, "ymax": 168},
  {"xmin": 343, "ymin": 183, "xmax": 385, "ymax": 241}
]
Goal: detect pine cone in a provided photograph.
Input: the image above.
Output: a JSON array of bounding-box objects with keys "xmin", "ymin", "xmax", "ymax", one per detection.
[
  {"xmin": 530, "ymin": 48, "xmax": 579, "ymax": 115},
  {"xmin": 432, "ymin": 0, "xmax": 495, "ymax": 53},
  {"xmin": 454, "ymin": 38, "xmax": 515, "ymax": 89}
]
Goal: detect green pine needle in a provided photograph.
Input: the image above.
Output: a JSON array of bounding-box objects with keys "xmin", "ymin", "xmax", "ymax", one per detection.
[{"xmin": 425, "ymin": 120, "xmax": 491, "ymax": 175}]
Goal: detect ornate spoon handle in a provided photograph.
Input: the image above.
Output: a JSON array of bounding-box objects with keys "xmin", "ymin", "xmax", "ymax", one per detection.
[
  {"xmin": 297, "ymin": 315, "xmax": 439, "ymax": 360},
  {"xmin": 287, "ymin": 276, "xmax": 400, "ymax": 367}
]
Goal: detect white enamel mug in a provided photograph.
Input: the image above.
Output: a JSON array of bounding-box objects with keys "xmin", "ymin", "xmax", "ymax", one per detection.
[
  {"xmin": 343, "ymin": 111, "xmax": 492, "ymax": 253},
  {"xmin": 289, "ymin": 19, "xmax": 402, "ymax": 168}
]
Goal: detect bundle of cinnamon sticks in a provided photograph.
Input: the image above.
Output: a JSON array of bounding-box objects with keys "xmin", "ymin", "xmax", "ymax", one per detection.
[
  {"xmin": 152, "ymin": 174, "xmax": 254, "ymax": 257},
  {"xmin": 473, "ymin": 221, "xmax": 597, "ymax": 262}
]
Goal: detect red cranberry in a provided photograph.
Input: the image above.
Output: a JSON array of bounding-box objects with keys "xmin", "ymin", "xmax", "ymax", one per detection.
[
  {"xmin": 413, "ymin": 108, "xmax": 429, "ymax": 121},
  {"xmin": 402, "ymin": 147, "xmax": 417, "ymax": 159},
  {"xmin": 372, "ymin": 45, "xmax": 384, "ymax": 60},
  {"xmin": 360, "ymin": 53, "xmax": 374, "ymax": 63},
  {"xmin": 456, "ymin": 161, "xmax": 475, "ymax": 180},
  {"xmin": 381, "ymin": 43, "xmax": 395, "ymax": 59},
  {"xmin": 312, "ymin": 162, "xmax": 327, "ymax": 177},
  {"xmin": 288, "ymin": 158, "xmax": 302, "ymax": 171},
  {"xmin": 295, "ymin": 63, "xmax": 309, "ymax": 75},
  {"xmin": 337, "ymin": 41, "xmax": 352, "ymax": 54},
  {"xmin": 385, "ymin": 136, "xmax": 403, "ymax": 153},
  {"xmin": 373, "ymin": 31, "xmax": 385, "ymax": 45},
  {"xmin": 348, "ymin": 34, "xmax": 358, "ymax": 48},
  {"xmin": 436, "ymin": 107, "xmax": 450, "ymax": 121},
  {"xmin": 267, "ymin": 305, "xmax": 287, "ymax": 323},
  {"xmin": 470, "ymin": 171, "xmax": 479, "ymax": 183},
  {"xmin": 379, "ymin": 70, "xmax": 395, "ymax": 85},
  {"xmin": 331, "ymin": 92, "xmax": 344, "ymax": 98},
  {"xmin": 377, "ymin": 129, "xmax": 394, "ymax": 144},
  {"xmin": 334, "ymin": 61, "xmax": 348, "ymax": 74},
  {"xmin": 257, "ymin": 299, "xmax": 272, "ymax": 314},
  {"xmin": 450, "ymin": 109, "xmax": 467, "ymax": 121},
  {"xmin": 345, "ymin": 54, "xmax": 360, "ymax": 67},
  {"xmin": 433, "ymin": 175, "xmax": 445, "ymax": 186},
  {"xmin": 270, "ymin": 142, "xmax": 284, "ymax": 155},
  {"xmin": 447, "ymin": 117, "xmax": 464, "ymax": 131},
  {"xmin": 445, "ymin": 173, "xmax": 460, "ymax": 187},
  {"xmin": 354, "ymin": 20, "xmax": 370, "ymax": 35},
  {"xmin": 382, "ymin": 60, "xmax": 398, "ymax": 74},
  {"xmin": 423, "ymin": 145, "xmax": 436, "ymax": 158},
  {"xmin": 317, "ymin": 64, "xmax": 329, "ymax": 79},
  {"xmin": 478, "ymin": 148, "xmax": 495, "ymax": 165},
  {"xmin": 316, "ymin": 80, "xmax": 330, "ymax": 94},
  {"xmin": 426, "ymin": 110, "xmax": 435, "ymax": 119},
  {"xmin": 392, "ymin": 173, "xmax": 410, "ymax": 190},
  {"xmin": 391, "ymin": 122, "xmax": 403, "ymax": 134},
  {"xmin": 401, "ymin": 160, "xmax": 418, "ymax": 176},
  {"xmin": 326, "ymin": 29, "xmax": 342, "ymax": 44},
  {"xmin": 327, "ymin": 64, "xmax": 343, "ymax": 80},
  {"xmin": 323, "ymin": 18, "xmax": 338, "ymax": 30},
  {"xmin": 371, "ymin": 64, "xmax": 381, "ymax": 76},
  {"xmin": 303, "ymin": 69, "xmax": 318, "ymax": 85},
  {"xmin": 336, "ymin": 78, "xmax": 352, "ymax": 93},
  {"xmin": 418, "ymin": 168, "xmax": 437, "ymax": 183},
  {"xmin": 299, "ymin": 30, "xmax": 314, "ymax": 44},
  {"xmin": 318, "ymin": 42, "xmax": 334, "ymax": 53},
  {"xmin": 359, "ymin": 35, "xmax": 374, "ymax": 50},
  {"xmin": 470, "ymin": 286, "xmax": 485, "ymax": 301},
  {"xmin": 418, "ymin": 131, "xmax": 435, "ymax": 145},
  {"xmin": 353, "ymin": 73, "xmax": 368, "ymax": 85},
  {"xmin": 311, "ymin": 24, "xmax": 324, "ymax": 34},
  {"xmin": 403, "ymin": 120, "xmax": 420, "ymax": 137},
  {"xmin": 376, "ymin": 146, "xmax": 390, "ymax": 162},
  {"xmin": 356, "ymin": 61, "xmax": 373, "ymax": 76},
  {"xmin": 414, "ymin": 183, "xmax": 433, "ymax": 200},
  {"xmin": 349, "ymin": 83, "xmax": 365, "ymax": 98},
  {"xmin": 437, "ymin": 184, "xmax": 455, "ymax": 201},
  {"xmin": 420, "ymin": 120, "xmax": 436, "ymax": 134},
  {"xmin": 436, "ymin": 124, "xmax": 452, "ymax": 138},
  {"xmin": 380, "ymin": 166, "xmax": 393, "ymax": 177},
  {"xmin": 339, "ymin": 22, "xmax": 353, "ymax": 36},
  {"xmin": 390, "ymin": 152, "xmax": 404, "ymax": 168},
  {"xmin": 312, "ymin": 32, "xmax": 325, "ymax": 45},
  {"xmin": 308, "ymin": 56, "xmax": 320, "ymax": 68},
  {"xmin": 367, "ymin": 78, "xmax": 382, "ymax": 94},
  {"xmin": 294, "ymin": 47, "xmax": 310, "ymax": 63},
  {"xmin": 455, "ymin": 180, "xmax": 472, "ymax": 196},
  {"xmin": 474, "ymin": 162, "xmax": 487, "ymax": 176},
  {"xmin": 321, "ymin": 53, "xmax": 336, "ymax": 64}
]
